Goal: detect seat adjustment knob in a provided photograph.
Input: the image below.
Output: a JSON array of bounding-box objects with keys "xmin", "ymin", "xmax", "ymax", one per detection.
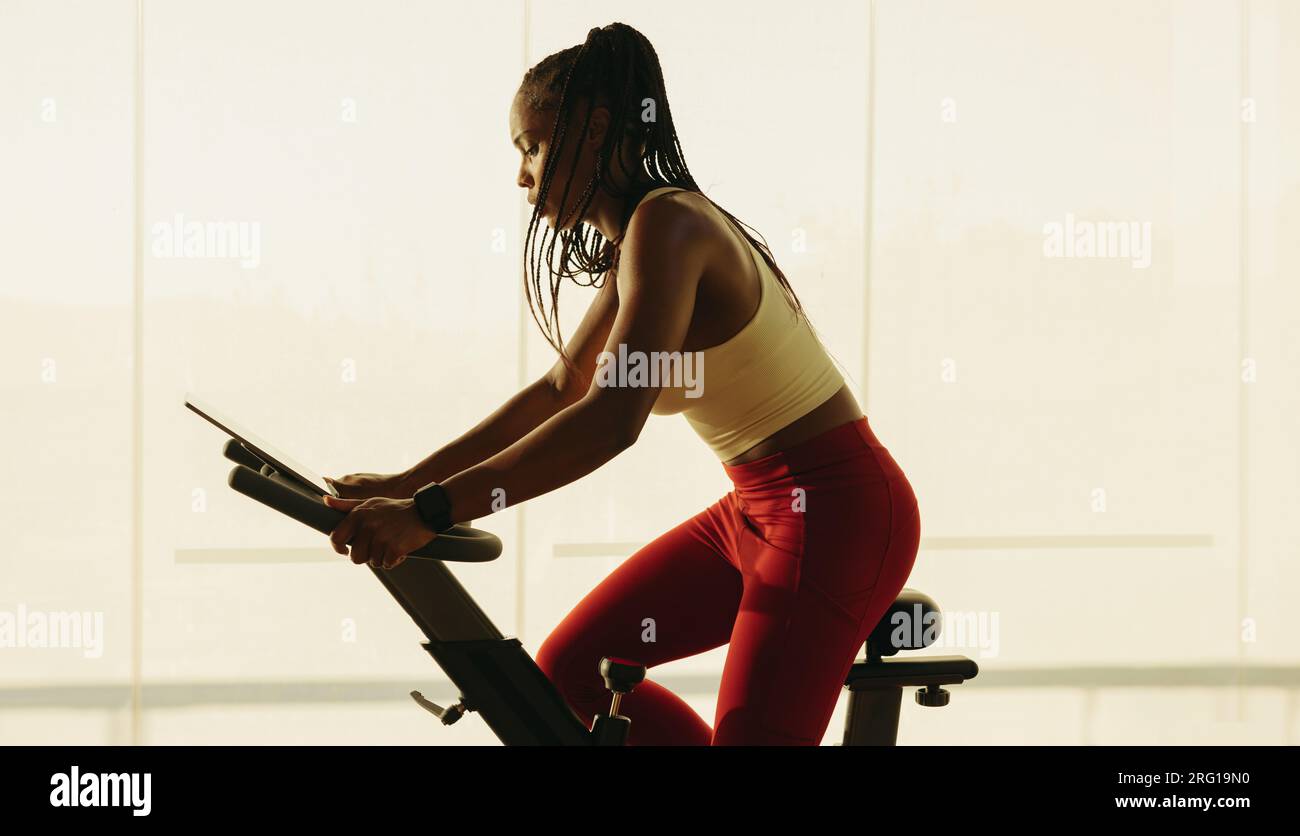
[{"xmin": 915, "ymin": 685, "xmax": 951, "ymax": 707}]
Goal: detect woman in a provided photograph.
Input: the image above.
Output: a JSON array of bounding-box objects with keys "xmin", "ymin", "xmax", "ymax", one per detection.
[{"xmin": 321, "ymin": 22, "xmax": 921, "ymax": 746}]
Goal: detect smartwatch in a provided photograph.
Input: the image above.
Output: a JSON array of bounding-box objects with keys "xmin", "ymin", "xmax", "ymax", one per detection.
[{"xmin": 412, "ymin": 482, "xmax": 455, "ymax": 533}]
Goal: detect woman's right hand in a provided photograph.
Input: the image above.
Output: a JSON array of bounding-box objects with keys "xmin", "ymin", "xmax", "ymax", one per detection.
[{"xmin": 325, "ymin": 471, "xmax": 414, "ymax": 501}]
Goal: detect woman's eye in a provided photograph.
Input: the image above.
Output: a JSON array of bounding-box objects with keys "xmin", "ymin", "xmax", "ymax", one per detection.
[{"xmin": 526, "ymin": 145, "xmax": 539, "ymax": 158}]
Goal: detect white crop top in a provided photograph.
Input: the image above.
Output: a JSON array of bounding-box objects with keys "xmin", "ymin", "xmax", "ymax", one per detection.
[{"xmin": 639, "ymin": 187, "xmax": 845, "ymax": 461}]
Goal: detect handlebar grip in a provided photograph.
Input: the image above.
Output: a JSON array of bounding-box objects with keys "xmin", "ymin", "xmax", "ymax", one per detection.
[{"xmin": 226, "ymin": 465, "xmax": 502, "ymax": 563}]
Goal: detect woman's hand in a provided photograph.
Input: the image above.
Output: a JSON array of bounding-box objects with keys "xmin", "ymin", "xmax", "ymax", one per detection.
[
  {"xmin": 322, "ymin": 495, "xmax": 437, "ymax": 569},
  {"xmin": 325, "ymin": 471, "xmax": 413, "ymax": 500}
]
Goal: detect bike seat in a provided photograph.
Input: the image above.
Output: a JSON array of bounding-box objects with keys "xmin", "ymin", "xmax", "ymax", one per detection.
[{"xmin": 866, "ymin": 588, "xmax": 940, "ymax": 657}]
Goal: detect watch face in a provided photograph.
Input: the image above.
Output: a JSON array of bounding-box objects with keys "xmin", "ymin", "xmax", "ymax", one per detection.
[
  {"xmin": 418, "ymin": 484, "xmax": 448, "ymax": 510},
  {"xmin": 416, "ymin": 484, "xmax": 451, "ymax": 529}
]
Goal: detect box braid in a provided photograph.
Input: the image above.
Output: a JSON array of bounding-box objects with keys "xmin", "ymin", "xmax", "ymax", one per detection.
[{"xmin": 517, "ymin": 22, "xmax": 812, "ymax": 382}]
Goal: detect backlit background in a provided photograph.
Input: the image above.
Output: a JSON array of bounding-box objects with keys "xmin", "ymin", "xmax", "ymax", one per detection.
[{"xmin": 1, "ymin": 0, "xmax": 1297, "ymax": 745}]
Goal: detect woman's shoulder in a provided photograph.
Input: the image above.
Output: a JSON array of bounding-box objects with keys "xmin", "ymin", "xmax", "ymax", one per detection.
[
  {"xmin": 625, "ymin": 186, "xmax": 723, "ymax": 254},
  {"xmin": 612, "ymin": 187, "xmax": 721, "ymax": 302},
  {"xmin": 637, "ymin": 185, "xmax": 710, "ymax": 215}
]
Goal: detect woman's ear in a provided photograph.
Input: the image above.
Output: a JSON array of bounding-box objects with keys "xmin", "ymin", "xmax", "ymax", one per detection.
[{"xmin": 582, "ymin": 103, "xmax": 612, "ymax": 149}]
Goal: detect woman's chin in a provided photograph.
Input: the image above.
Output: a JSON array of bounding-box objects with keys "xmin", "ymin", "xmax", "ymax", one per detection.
[{"xmin": 538, "ymin": 208, "xmax": 571, "ymax": 232}]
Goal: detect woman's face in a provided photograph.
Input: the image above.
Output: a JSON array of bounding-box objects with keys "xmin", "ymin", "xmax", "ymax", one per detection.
[{"xmin": 509, "ymin": 92, "xmax": 603, "ymax": 232}]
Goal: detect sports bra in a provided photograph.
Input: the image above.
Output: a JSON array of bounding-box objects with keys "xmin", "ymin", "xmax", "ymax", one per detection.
[{"xmin": 632, "ymin": 186, "xmax": 845, "ymax": 461}]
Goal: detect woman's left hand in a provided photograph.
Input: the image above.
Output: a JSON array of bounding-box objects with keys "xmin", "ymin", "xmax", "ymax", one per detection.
[{"xmin": 322, "ymin": 495, "xmax": 437, "ymax": 569}]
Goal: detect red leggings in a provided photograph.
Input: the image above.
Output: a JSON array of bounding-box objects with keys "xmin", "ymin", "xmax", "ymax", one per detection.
[{"xmin": 536, "ymin": 416, "xmax": 921, "ymax": 745}]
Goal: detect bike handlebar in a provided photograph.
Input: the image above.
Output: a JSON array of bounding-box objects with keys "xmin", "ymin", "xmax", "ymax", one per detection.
[{"xmin": 224, "ymin": 454, "xmax": 502, "ymax": 564}]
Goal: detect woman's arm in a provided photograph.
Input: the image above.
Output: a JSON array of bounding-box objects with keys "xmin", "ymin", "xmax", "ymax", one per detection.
[
  {"xmin": 325, "ymin": 196, "xmax": 712, "ymax": 566},
  {"xmin": 398, "ymin": 276, "xmax": 621, "ymax": 495},
  {"xmin": 397, "ymin": 376, "xmax": 570, "ymax": 494},
  {"xmin": 437, "ymin": 197, "xmax": 711, "ymax": 522}
]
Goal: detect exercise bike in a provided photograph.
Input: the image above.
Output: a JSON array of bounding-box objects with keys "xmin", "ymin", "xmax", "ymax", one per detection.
[{"xmin": 216, "ymin": 438, "xmax": 979, "ymax": 745}]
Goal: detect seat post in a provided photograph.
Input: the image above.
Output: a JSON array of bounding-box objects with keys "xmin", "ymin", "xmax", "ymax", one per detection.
[
  {"xmin": 841, "ymin": 592, "xmax": 980, "ymax": 746},
  {"xmin": 842, "ymin": 685, "xmax": 903, "ymax": 746}
]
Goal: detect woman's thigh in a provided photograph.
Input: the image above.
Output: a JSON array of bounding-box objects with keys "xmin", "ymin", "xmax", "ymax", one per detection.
[
  {"xmin": 536, "ymin": 496, "xmax": 745, "ymax": 704},
  {"xmin": 712, "ymin": 469, "xmax": 921, "ymax": 745}
]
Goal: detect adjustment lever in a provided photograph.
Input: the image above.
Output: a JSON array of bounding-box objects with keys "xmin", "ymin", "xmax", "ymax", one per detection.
[
  {"xmin": 410, "ymin": 690, "xmax": 467, "ymax": 725},
  {"xmin": 589, "ymin": 657, "xmax": 647, "ymax": 745}
]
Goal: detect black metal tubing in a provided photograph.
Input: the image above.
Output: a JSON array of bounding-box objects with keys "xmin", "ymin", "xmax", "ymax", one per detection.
[
  {"xmin": 841, "ymin": 655, "xmax": 980, "ymax": 746},
  {"xmin": 216, "ymin": 441, "xmax": 591, "ymax": 744},
  {"xmin": 842, "ymin": 687, "xmax": 903, "ymax": 746},
  {"xmin": 422, "ymin": 639, "xmax": 593, "ymax": 745},
  {"xmin": 845, "ymin": 655, "xmax": 980, "ymax": 688},
  {"xmin": 227, "ymin": 464, "xmax": 500, "ymax": 563}
]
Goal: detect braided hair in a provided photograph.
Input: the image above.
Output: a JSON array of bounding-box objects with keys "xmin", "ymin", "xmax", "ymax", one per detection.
[{"xmin": 516, "ymin": 22, "xmax": 811, "ymax": 384}]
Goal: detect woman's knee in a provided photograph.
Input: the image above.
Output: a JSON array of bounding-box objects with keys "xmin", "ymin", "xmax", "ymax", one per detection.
[{"xmin": 536, "ymin": 632, "xmax": 608, "ymax": 711}]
